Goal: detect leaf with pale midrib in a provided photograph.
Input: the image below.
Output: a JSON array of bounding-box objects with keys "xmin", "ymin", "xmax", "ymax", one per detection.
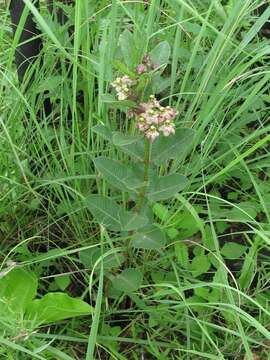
[
  {"xmin": 111, "ymin": 268, "xmax": 143, "ymax": 293},
  {"xmin": 94, "ymin": 157, "xmax": 142, "ymax": 191},
  {"xmin": 152, "ymin": 128, "xmax": 195, "ymax": 165},
  {"xmin": 131, "ymin": 225, "xmax": 166, "ymax": 249},
  {"xmin": 86, "ymin": 195, "xmax": 148, "ymax": 231},
  {"xmin": 147, "ymin": 174, "xmax": 188, "ymax": 202}
]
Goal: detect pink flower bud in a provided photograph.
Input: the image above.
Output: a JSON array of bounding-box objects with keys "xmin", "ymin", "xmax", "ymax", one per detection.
[
  {"xmin": 143, "ymin": 54, "xmax": 151, "ymax": 65},
  {"xmin": 145, "ymin": 127, "xmax": 160, "ymax": 142},
  {"xmin": 152, "ymin": 63, "xmax": 159, "ymax": 70},
  {"xmin": 136, "ymin": 64, "xmax": 147, "ymax": 74}
]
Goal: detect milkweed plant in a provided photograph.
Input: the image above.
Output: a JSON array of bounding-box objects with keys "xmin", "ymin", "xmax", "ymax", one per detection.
[{"xmin": 86, "ymin": 42, "xmax": 195, "ymax": 289}]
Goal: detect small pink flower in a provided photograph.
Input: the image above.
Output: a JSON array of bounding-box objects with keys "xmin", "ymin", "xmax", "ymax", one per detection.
[
  {"xmin": 143, "ymin": 54, "xmax": 151, "ymax": 65},
  {"xmin": 160, "ymin": 123, "xmax": 175, "ymax": 136},
  {"xmin": 145, "ymin": 126, "xmax": 159, "ymax": 142},
  {"xmin": 152, "ymin": 63, "xmax": 159, "ymax": 70},
  {"xmin": 136, "ymin": 64, "xmax": 147, "ymax": 74},
  {"xmin": 135, "ymin": 96, "xmax": 178, "ymax": 141}
]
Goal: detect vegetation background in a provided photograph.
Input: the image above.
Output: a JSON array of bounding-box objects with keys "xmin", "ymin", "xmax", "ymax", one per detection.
[{"xmin": 0, "ymin": 0, "xmax": 270, "ymax": 359}]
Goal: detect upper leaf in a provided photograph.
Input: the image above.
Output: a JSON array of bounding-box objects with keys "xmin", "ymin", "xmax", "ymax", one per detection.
[
  {"xmin": 147, "ymin": 173, "xmax": 188, "ymax": 202},
  {"xmin": 151, "ymin": 128, "xmax": 195, "ymax": 165},
  {"xmin": 112, "ymin": 132, "xmax": 145, "ymax": 161},
  {"xmin": 85, "ymin": 195, "xmax": 148, "ymax": 231},
  {"xmin": 221, "ymin": 242, "xmax": 247, "ymax": 260},
  {"xmin": 119, "ymin": 29, "xmax": 135, "ymax": 69},
  {"xmin": 92, "ymin": 123, "xmax": 112, "ymax": 141},
  {"xmin": 94, "ymin": 157, "xmax": 143, "ymax": 191},
  {"xmin": 112, "ymin": 132, "xmax": 143, "ymax": 146},
  {"xmin": 150, "ymin": 41, "xmax": 171, "ymax": 68}
]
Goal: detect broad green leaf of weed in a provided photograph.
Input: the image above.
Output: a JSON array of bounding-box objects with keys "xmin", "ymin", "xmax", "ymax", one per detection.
[
  {"xmin": 111, "ymin": 268, "xmax": 143, "ymax": 293},
  {"xmin": 191, "ymin": 255, "xmax": 211, "ymax": 277},
  {"xmin": 26, "ymin": 293, "xmax": 92, "ymax": 324},
  {"xmin": 131, "ymin": 225, "xmax": 166, "ymax": 249},
  {"xmin": 0, "ymin": 268, "xmax": 37, "ymax": 313},
  {"xmin": 221, "ymin": 242, "xmax": 247, "ymax": 260}
]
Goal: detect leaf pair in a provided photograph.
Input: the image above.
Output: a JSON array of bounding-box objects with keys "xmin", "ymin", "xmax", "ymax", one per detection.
[
  {"xmin": 93, "ymin": 126, "xmax": 195, "ymax": 166},
  {"xmin": 95, "ymin": 156, "xmax": 188, "ymax": 202}
]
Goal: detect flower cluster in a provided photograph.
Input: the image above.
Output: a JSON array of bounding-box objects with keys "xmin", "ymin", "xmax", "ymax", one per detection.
[
  {"xmin": 136, "ymin": 95, "xmax": 177, "ymax": 142},
  {"xmin": 136, "ymin": 54, "xmax": 159, "ymax": 75},
  {"xmin": 111, "ymin": 75, "xmax": 136, "ymax": 101}
]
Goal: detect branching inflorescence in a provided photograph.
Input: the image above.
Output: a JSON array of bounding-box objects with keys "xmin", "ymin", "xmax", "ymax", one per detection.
[{"xmin": 111, "ymin": 54, "xmax": 178, "ymax": 142}]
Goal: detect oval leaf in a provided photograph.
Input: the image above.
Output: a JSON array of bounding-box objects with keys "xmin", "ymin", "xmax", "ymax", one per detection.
[
  {"xmin": 86, "ymin": 195, "xmax": 148, "ymax": 231},
  {"xmin": 150, "ymin": 41, "xmax": 171, "ymax": 67},
  {"xmin": 112, "ymin": 132, "xmax": 142, "ymax": 146},
  {"xmin": 113, "ymin": 132, "xmax": 145, "ymax": 161},
  {"xmin": 111, "ymin": 268, "xmax": 143, "ymax": 293},
  {"xmin": 152, "ymin": 128, "xmax": 195, "ymax": 165},
  {"xmin": 131, "ymin": 225, "xmax": 166, "ymax": 249},
  {"xmin": 0, "ymin": 268, "xmax": 37, "ymax": 312},
  {"xmin": 26, "ymin": 293, "xmax": 92, "ymax": 324},
  {"xmin": 94, "ymin": 157, "xmax": 142, "ymax": 191},
  {"xmin": 221, "ymin": 242, "xmax": 247, "ymax": 260},
  {"xmin": 147, "ymin": 174, "xmax": 188, "ymax": 202},
  {"xmin": 191, "ymin": 255, "xmax": 211, "ymax": 277},
  {"xmin": 80, "ymin": 247, "xmax": 125, "ymax": 271},
  {"xmin": 92, "ymin": 124, "xmax": 112, "ymax": 141}
]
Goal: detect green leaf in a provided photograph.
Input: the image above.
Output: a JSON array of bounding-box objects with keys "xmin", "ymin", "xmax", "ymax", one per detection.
[
  {"xmin": 131, "ymin": 225, "xmax": 166, "ymax": 249},
  {"xmin": 152, "ymin": 128, "xmax": 195, "ymax": 165},
  {"xmin": 152, "ymin": 203, "xmax": 169, "ymax": 222},
  {"xmin": 101, "ymin": 94, "xmax": 136, "ymax": 110},
  {"xmin": 80, "ymin": 247, "xmax": 125, "ymax": 271},
  {"xmin": 37, "ymin": 75, "xmax": 63, "ymax": 92},
  {"xmin": 0, "ymin": 268, "xmax": 37, "ymax": 312},
  {"xmin": 113, "ymin": 132, "xmax": 145, "ymax": 161},
  {"xmin": 175, "ymin": 242, "xmax": 189, "ymax": 269},
  {"xmin": 150, "ymin": 41, "xmax": 171, "ymax": 67},
  {"xmin": 119, "ymin": 30, "xmax": 134, "ymax": 68},
  {"xmin": 238, "ymin": 245, "xmax": 257, "ymax": 290},
  {"xmin": 112, "ymin": 132, "xmax": 143, "ymax": 146},
  {"xmin": 113, "ymin": 60, "xmax": 136, "ymax": 78},
  {"xmin": 221, "ymin": 242, "xmax": 247, "ymax": 260},
  {"xmin": 111, "ymin": 268, "xmax": 143, "ymax": 293},
  {"xmin": 86, "ymin": 195, "xmax": 148, "ymax": 231},
  {"xmin": 94, "ymin": 157, "xmax": 142, "ymax": 191},
  {"xmin": 26, "ymin": 293, "xmax": 92, "ymax": 324},
  {"xmin": 54, "ymin": 275, "xmax": 71, "ymax": 291},
  {"xmin": 92, "ymin": 124, "xmax": 112, "ymax": 141},
  {"xmin": 191, "ymin": 255, "xmax": 211, "ymax": 277},
  {"xmin": 147, "ymin": 174, "xmax": 188, "ymax": 202},
  {"xmin": 172, "ymin": 209, "xmax": 201, "ymax": 239}
]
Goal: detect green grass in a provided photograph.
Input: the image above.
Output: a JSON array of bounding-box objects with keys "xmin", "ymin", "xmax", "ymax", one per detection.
[{"xmin": 1, "ymin": 0, "xmax": 270, "ymax": 359}]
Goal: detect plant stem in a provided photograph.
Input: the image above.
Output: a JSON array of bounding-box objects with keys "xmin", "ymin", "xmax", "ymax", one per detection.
[{"xmin": 137, "ymin": 138, "xmax": 151, "ymax": 212}]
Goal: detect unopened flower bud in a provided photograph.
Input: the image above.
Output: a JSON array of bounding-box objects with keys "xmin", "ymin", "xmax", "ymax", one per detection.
[{"xmin": 136, "ymin": 63, "xmax": 147, "ymax": 74}]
